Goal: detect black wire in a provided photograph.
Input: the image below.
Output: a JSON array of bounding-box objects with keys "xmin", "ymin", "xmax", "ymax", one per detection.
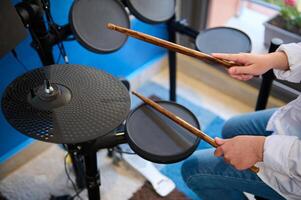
[
  {"xmin": 41, "ymin": 0, "xmax": 68, "ymax": 64},
  {"xmin": 56, "ymin": 48, "xmax": 62, "ymax": 63},
  {"xmin": 11, "ymin": 49, "xmax": 30, "ymax": 72},
  {"xmin": 113, "ymin": 147, "xmax": 136, "ymax": 155},
  {"xmin": 64, "ymin": 36, "xmax": 76, "ymax": 41},
  {"xmin": 64, "ymin": 153, "xmax": 84, "ymax": 200}
]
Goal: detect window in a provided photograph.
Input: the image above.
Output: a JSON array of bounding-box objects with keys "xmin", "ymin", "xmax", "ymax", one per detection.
[{"xmin": 250, "ymin": 0, "xmax": 281, "ymax": 10}]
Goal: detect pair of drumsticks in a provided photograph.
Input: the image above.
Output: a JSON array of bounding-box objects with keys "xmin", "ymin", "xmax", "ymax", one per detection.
[{"xmin": 107, "ymin": 23, "xmax": 259, "ymax": 173}]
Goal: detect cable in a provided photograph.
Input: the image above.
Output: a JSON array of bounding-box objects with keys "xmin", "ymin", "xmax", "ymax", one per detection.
[
  {"xmin": 113, "ymin": 146, "xmax": 136, "ymax": 155},
  {"xmin": 64, "ymin": 36, "xmax": 76, "ymax": 41},
  {"xmin": 55, "ymin": 48, "xmax": 62, "ymax": 64},
  {"xmin": 11, "ymin": 49, "xmax": 30, "ymax": 72},
  {"xmin": 41, "ymin": 0, "xmax": 69, "ymax": 64},
  {"xmin": 64, "ymin": 153, "xmax": 84, "ymax": 200}
]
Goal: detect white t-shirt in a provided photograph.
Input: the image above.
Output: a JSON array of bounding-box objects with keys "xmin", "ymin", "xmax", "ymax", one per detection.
[{"xmin": 257, "ymin": 43, "xmax": 301, "ymax": 200}]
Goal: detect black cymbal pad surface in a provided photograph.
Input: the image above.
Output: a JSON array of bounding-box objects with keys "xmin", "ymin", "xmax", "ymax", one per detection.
[{"xmin": 2, "ymin": 64, "xmax": 130, "ymax": 144}]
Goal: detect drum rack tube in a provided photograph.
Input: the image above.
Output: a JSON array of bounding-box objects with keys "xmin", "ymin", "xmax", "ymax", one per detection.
[
  {"xmin": 167, "ymin": 18, "xmax": 201, "ymax": 101},
  {"xmin": 170, "ymin": 19, "xmax": 199, "ymax": 39}
]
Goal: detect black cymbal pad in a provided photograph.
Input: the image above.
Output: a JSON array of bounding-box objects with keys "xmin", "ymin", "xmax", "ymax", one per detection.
[{"xmin": 1, "ymin": 64, "xmax": 130, "ymax": 144}]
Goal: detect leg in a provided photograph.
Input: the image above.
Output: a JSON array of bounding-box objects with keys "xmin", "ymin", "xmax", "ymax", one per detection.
[
  {"xmin": 182, "ymin": 149, "xmax": 284, "ymax": 200},
  {"xmin": 182, "ymin": 109, "xmax": 284, "ymax": 200},
  {"xmin": 222, "ymin": 108, "xmax": 277, "ymax": 139}
]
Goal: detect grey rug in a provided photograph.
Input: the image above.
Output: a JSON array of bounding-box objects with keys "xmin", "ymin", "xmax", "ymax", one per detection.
[{"xmin": 0, "ymin": 145, "xmax": 145, "ymax": 200}]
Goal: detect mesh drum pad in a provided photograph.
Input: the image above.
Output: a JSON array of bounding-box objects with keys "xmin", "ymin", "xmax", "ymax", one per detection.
[
  {"xmin": 70, "ymin": 0, "xmax": 130, "ymax": 53},
  {"xmin": 126, "ymin": 101, "xmax": 200, "ymax": 163}
]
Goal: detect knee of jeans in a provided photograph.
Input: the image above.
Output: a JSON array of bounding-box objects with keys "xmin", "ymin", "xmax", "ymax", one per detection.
[
  {"xmin": 181, "ymin": 155, "xmax": 197, "ymax": 183},
  {"xmin": 181, "ymin": 149, "xmax": 214, "ymax": 184},
  {"xmin": 222, "ymin": 116, "xmax": 241, "ymax": 139}
]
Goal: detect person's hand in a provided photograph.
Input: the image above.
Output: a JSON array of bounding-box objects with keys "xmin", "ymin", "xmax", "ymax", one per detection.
[
  {"xmin": 212, "ymin": 52, "xmax": 289, "ymax": 81},
  {"xmin": 214, "ymin": 136, "xmax": 265, "ymax": 170}
]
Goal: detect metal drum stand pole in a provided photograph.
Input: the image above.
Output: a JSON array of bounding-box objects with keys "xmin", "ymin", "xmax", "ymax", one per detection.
[
  {"xmin": 84, "ymin": 148, "xmax": 101, "ymax": 200},
  {"xmin": 167, "ymin": 15, "xmax": 177, "ymax": 102},
  {"xmin": 167, "ymin": 19, "xmax": 199, "ymax": 102},
  {"xmin": 67, "ymin": 144, "xmax": 87, "ymax": 190},
  {"xmin": 67, "ymin": 143, "xmax": 101, "ymax": 200}
]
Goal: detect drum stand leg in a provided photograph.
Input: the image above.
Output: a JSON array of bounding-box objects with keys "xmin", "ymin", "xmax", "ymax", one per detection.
[
  {"xmin": 69, "ymin": 151, "xmax": 86, "ymax": 190},
  {"xmin": 168, "ymin": 16, "xmax": 177, "ymax": 102},
  {"xmin": 84, "ymin": 150, "xmax": 101, "ymax": 200},
  {"xmin": 67, "ymin": 144, "xmax": 101, "ymax": 200}
]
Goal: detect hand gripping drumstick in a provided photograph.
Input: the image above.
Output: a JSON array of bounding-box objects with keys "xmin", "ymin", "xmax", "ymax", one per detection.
[
  {"xmin": 107, "ymin": 23, "xmax": 236, "ymax": 68},
  {"xmin": 132, "ymin": 91, "xmax": 260, "ymax": 173}
]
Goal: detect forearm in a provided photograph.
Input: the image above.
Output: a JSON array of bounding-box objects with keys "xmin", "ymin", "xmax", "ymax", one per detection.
[{"xmin": 266, "ymin": 51, "xmax": 289, "ymax": 71}]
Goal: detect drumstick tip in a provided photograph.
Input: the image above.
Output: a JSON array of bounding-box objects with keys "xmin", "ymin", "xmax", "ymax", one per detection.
[
  {"xmin": 131, "ymin": 91, "xmax": 144, "ymax": 100},
  {"xmin": 131, "ymin": 91, "xmax": 138, "ymax": 96},
  {"xmin": 107, "ymin": 23, "xmax": 115, "ymax": 30}
]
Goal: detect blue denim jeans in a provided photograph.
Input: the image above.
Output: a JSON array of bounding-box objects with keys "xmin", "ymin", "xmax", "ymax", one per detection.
[{"xmin": 181, "ymin": 109, "xmax": 285, "ymax": 200}]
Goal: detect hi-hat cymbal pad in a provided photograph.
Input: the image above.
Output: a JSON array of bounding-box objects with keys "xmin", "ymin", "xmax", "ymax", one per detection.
[{"xmin": 2, "ymin": 64, "xmax": 130, "ymax": 144}]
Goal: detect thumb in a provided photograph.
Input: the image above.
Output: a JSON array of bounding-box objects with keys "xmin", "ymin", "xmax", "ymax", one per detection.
[{"xmin": 215, "ymin": 137, "xmax": 226, "ymax": 145}]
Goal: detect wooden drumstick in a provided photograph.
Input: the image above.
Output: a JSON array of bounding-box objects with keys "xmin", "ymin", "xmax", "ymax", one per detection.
[
  {"xmin": 107, "ymin": 23, "xmax": 236, "ymax": 68},
  {"xmin": 132, "ymin": 91, "xmax": 260, "ymax": 173}
]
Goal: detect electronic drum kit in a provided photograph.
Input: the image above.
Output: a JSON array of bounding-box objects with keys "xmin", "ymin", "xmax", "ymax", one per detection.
[
  {"xmin": 1, "ymin": 0, "xmax": 201, "ymax": 200},
  {"xmin": 1, "ymin": 0, "xmax": 256, "ymax": 199}
]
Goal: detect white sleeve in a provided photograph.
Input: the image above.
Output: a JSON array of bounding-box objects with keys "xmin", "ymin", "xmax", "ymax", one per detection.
[
  {"xmin": 274, "ymin": 43, "xmax": 301, "ymax": 83},
  {"xmin": 263, "ymin": 135, "xmax": 301, "ymax": 179}
]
